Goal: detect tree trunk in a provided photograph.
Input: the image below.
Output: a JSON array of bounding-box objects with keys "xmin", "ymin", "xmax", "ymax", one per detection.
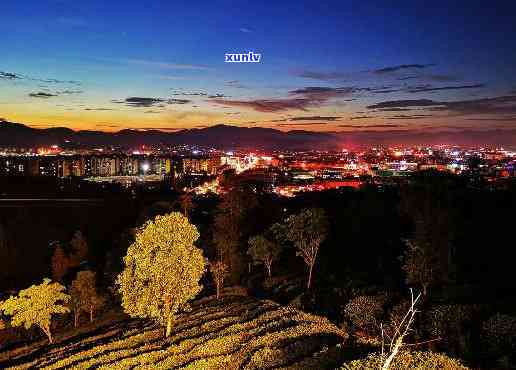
[
  {"xmin": 166, "ymin": 314, "xmax": 173, "ymax": 337},
  {"xmin": 216, "ymin": 281, "xmax": 220, "ymax": 299},
  {"xmin": 382, "ymin": 336, "xmax": 403, "ymax": 370},
  {"xmin": 90, "ymin": 304, "xmax": 94, "ymax": 322},
  {"xmin": 42, "ymin": 324, "xmax": 53, "ymax": 344},
  {"xmin": 307, "ymin": 262, "xmax": 314, "ymax": 290},
  {"xmin": 266, "ymin": 262, "xmax": 272, "ymax": 279},
  {"xmin": 74, "ymin": 310, "xmax": 79, "ymax": 328}
]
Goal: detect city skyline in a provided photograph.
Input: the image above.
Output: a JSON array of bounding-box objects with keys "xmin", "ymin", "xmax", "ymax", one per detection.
[{"xmin": 1, "ymin": 0, "xmax": 516, "ymax": 141}]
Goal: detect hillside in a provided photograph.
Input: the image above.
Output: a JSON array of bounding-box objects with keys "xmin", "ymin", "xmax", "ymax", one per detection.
[
  {"xmin": 2, "ymin": 119, "xmax": 516, "ymax": 149},
  {"xmin": 0, "ymin": 121, "xmax": 336, "ymax": 150},
  {"xmin": 0, "ymin": 294, "xmax": 348, "ymax": 369}
]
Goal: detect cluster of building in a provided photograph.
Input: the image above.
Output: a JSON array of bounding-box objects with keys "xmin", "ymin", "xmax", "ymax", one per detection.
[
  {"xmin": 1, "ymin": 144, "xmax": 515, "ymax": 195},
  {"xmin": 0, "ymin": 155, "xmax": 171, "ymax": 178}
]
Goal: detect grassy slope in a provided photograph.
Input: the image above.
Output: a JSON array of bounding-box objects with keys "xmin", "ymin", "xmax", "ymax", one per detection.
[{"xmin": 0, "ymin": 294, "xmax": 348, "ymax": 369}]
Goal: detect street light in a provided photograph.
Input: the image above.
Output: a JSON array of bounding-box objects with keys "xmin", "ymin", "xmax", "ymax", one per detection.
[{"xmin": 142, "ymin": 163, "xmax": 150, "ymax": 175}]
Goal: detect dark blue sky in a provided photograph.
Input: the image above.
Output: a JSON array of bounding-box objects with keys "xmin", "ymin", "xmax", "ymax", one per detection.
[{"xmin": 1, "ymin": 0, "xmax": 516, "ymax": 132}]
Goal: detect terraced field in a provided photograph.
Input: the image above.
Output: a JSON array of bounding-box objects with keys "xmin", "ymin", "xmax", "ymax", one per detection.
[{"xmin": 0, "ymin": 294, "xmax": 348, "ymax": 369}]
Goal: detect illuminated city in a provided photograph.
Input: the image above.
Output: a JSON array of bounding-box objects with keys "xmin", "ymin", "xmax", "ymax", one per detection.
[
  {"xmin": 1, "ymin": 0, "xmax": 516, "ymax": 368},
  {"xmin": 1, "ymin": 144, "xmax": 514, "ymax": 195}
]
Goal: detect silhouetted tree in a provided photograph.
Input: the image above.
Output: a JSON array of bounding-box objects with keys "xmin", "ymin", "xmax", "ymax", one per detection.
[
  {"xmin": 286, "ymin": 208, "xmax": 328, "ymax": 290},
  {"xmin": 401, "ymin": 239, "xmax": 439, "ymax": 296},
  {"xmin": 51, "ymin": 243, "xmax": 70, "ymax": 282},
  {"xmin": 209, "ymin": 260, "xmax": 228, "ymax": 299},
  {"xmin": 248, "ymin": 233, "xmax": 283, "ymax": 278},
  {"xmin": 212, "ymin": 188, "xmax": 259, "ymax": 283},
  {"xmin": 400, "ymin": 218, "xmax": 444, "ymax": 296},
  {"xmin": 69, "ymin": 231, "xmax": 88, "ymax": 266},
  {"xmin": 179, "ymin": 193, "xmax": 195, "ymax": 220},
  {"xmin": 400, "ymin": 173, "xmax": 456, "ymax": 284}
]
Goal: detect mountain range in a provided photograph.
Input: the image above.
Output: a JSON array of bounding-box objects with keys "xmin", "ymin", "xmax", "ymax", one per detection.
[{"xmin": 1, "ymin": 120, "xmax": 515, "ymax": 149}]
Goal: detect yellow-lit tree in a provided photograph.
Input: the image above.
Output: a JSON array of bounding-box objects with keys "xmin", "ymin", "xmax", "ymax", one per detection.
[
  {"xmin": 0, "ymin": 279, "xmax": 70, "ymax": 343},
  {"xmin": 117, "ymin": 212, "xmax": 205, "ymax": 337},
  {"xmin": 209, "ymin": 260, "xmax": 228, "ymax": 299},
  {"xmin": 70, "ymin": 270, "xmax": 104, "ymax": 327}
]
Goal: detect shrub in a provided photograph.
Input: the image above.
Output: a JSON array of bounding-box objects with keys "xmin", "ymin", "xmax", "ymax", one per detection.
[
  {"xmin": 482, "ymin": 313, "xmax": 516, "ymax": 362},
  {"xmin": 426, "ymin": 304, "xmax": 476, "ymax": 355},
  {"xmin": 343, "ymin": 294, "xmax": 385, "ymax": 335},
  {"xmin": 342, "ymin": 350, "xmax": 468, "ymax": 369}
]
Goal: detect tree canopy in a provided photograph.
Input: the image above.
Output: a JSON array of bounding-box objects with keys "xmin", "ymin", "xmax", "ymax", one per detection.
[
  {"xmin": 0, "ymin": 278, "xmax": 70, "ymax": 343},
  {"xmin": 117, "ymin": 212, "xmax": 205, "ymax": 337},
  {"xmin": 248, "ymin": 233, "xmax": 282, "ymax": 278},
  {"xmin": 285, "ymin": 208, "xmax": 328, "ymax": 289},
  {"xmin": 70, "ymin": 270, "xmax": 103, "ymax": 326}
]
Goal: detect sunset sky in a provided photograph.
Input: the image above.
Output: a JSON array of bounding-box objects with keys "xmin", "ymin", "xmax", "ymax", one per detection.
[{"xmin": 1, "ymin": 0, "xmax": 516, "ymax": 133}]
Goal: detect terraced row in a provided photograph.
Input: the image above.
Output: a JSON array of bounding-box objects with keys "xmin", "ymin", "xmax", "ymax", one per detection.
[{"xmin": 1, "ymin": 295, "xmax": 348, "ymax": 369}]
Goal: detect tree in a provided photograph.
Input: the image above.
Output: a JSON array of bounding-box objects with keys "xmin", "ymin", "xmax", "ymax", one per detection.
[
  {"xmin": 178, "ymin": 193, "xmax": 195, "ymax": 220},
  {"xmin": 51, "ymin": 243, "xmax": 70, "ymax": 282},
  {"xmin": 90, "ymin": 294, "xmax": 105, "ymax": 323},
  {"xmin": 401, "ymin": 239, "xmax": 439, "ymax": 296},
  {"xmin": 285, "ymin": 208, "xmax": 328, "ymax": 290},
  {"xmin": 209, "ymin": 260, "xmax": 228, "ymax": 299},
  {"xmin": 380, "ymin": 290, "xmax": 422, "ymax": 370},
  {"xmin": 213, "ymin": 214, "xmax": 241, "ymax": 275},
  {"xmin": 0, "ymin": 279, "xmax": 70, "ymax": 343},
  {"xmin": 69, "ymin": 231, "xmax": 88, "ymax": 266},
  {"xmin": 400, "ymin": 180, "xmax": 456, "ymax": 284},
  {"xmin": 70, "ymin": 270, "xmax": 103, "ymax": 327},
  {"xmin": 70, "ymin": 285, "xmax": 81, "ymax": 327},
  {"xmin": 212, "ymin": 188, "xmax": 260, "ymax": 284},
  {"xmin": 248, "ymin": 234, "xmax": 282, "ymax": 278},
  {"xmin": 117, "ymin": 212, "xmax": 205, "ymax": 337}
]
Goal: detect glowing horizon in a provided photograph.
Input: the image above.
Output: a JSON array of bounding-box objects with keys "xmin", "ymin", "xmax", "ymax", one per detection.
[{"xmin": 1, "ymin": 1, "xmax": 515, "ymax": 136}]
